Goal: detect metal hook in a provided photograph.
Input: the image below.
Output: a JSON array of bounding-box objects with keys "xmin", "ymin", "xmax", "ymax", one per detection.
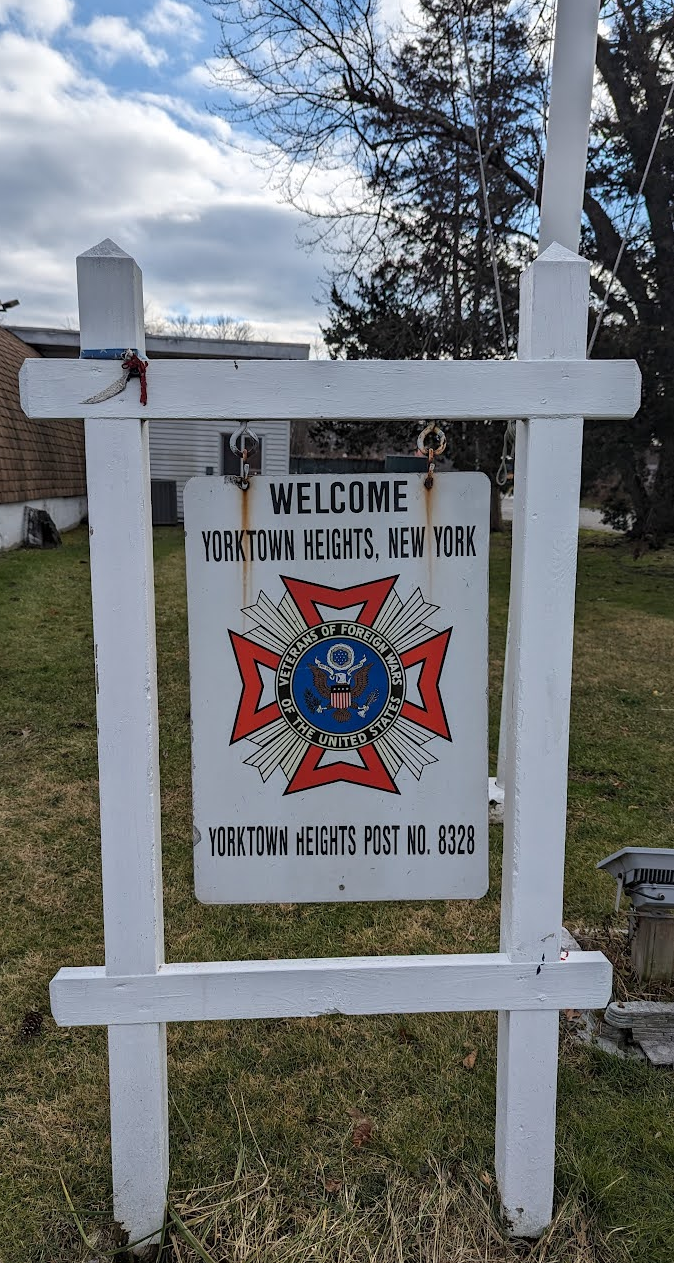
[
  {"xmin": 229, "ymin": 422, "xmax": 259, "ymax": 458},
  {"xmin": 230, "ymin": 423, "xmax": 259, "ymax": 490}
]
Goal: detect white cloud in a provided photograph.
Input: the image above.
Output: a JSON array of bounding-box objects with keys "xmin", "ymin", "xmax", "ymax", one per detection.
[
  {"xmin": 0, "ymin": 31, "xmax": 326, "ymax": 342},
  {"xmin": 73, "ymin": 15, "xmax": 167, "ymax": 68},
  {"xmin": 184, "ymin": 60, "xmax": 211, "ymax": 87},
  {"xmin": 0, "ymin": 0, "xmax": 73, "ymax": 34},
  {"xmin": 376, "ymin": 0, "xmax": 422, "ymax": 37},
  {"xmin": 183, "ymin": 55, "xmax": 256, "ymax": 101},
  {"xmin": 143, "ymin": 0, "xmax": 203, "ymax": 42},
  {"xmin": 0, "ymin": 27, "xmax": 75, "ymax": 91}
]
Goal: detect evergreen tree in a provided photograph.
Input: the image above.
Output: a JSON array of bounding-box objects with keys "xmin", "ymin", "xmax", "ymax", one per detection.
[
  {"xmin": 208, "ymin": 0, "xmax": 674, "ymax": 543},
  {"xmin": 581, "ymin": 3, "xmax": 674, "ymax": 544}
]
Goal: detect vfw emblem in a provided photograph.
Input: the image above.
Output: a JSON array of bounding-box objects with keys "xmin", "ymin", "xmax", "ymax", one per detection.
[{"xmin": 229, "ymin": 575, "xmax": 451, "ymax": 795}]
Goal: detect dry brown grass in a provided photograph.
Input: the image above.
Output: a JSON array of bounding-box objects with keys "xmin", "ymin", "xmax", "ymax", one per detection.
[
  {"xmin": 65, "ymin": 1155, "xmax": 636, "ymax": 1263},
  {"xmin": 163, "ymin": 1159, "xmax": 635, "ymax": 1263},
  {"xmin": 571, "ymin": 922, "xmax": 674, "ymax": 1003}
]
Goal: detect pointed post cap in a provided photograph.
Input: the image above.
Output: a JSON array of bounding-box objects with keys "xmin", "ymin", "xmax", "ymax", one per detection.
[
  {"xmin": 535, "ymin": 241, "xmax": 584, "ymax": 265},
  {"xmin": 76, "ymin": 239, "xmax": 145, "ymax": 353},
  {"xmin": 78, "ymin": 238, "xmax": 133, "ymax": 260}
]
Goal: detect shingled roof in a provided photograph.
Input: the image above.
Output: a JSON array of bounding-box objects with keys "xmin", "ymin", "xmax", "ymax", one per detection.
[{"xmin": 0, "ymin": 326, "xmax": 85, "ymax": 505}]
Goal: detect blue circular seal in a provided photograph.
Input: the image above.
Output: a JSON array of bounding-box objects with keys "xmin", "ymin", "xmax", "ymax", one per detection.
[{"xmin": 276, "ymin": 622, "xmax": 405, "ymax": 748}]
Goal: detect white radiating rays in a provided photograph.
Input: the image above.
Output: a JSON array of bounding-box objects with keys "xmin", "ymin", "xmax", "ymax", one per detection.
[
  {"xmin": 238, "ymin": 583, "xmax": 447, "ymax": 785},
  {"xmin": 243, "ymin": 718, "xmax": 309, "ymax": 782},
  {"xmin": 371, "ymin": 586, "xmax": 440, "ymax": 654},
  {"xmin": 242, "ymin": 589, "xmax": 306, "ymax": 652},
  {"xmin": 376, "ymin": 716, "xmax": 438, "ymax": 781}
]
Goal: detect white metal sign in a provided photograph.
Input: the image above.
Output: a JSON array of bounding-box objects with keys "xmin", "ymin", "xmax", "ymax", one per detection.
[{"xmin": 184, "ymin": 472, "xmax": 490, "ymax": 903}]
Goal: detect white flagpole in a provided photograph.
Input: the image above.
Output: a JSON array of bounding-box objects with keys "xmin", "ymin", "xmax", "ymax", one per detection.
[{"xmin": 491, "ymin": 0, "xmax": 601, "ymax": 818}]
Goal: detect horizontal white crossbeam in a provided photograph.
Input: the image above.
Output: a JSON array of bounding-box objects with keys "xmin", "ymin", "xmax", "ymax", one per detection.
[
  {"xmin": 20, "ymin": 357, "xmax": 640, "ymax": 422},
  {"xmin": 50, "ymin": 951, "xmax": 611, "ymax": 1026}
]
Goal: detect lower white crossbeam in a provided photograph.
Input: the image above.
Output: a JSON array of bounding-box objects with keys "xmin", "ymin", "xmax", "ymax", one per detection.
[{"xmin": 51, "ymin": 951, "xmax": 611, "ymax": 1026}]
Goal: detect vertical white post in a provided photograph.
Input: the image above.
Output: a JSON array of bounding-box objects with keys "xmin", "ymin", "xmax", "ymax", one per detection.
[
  {"xmin": 494, "ymin": 0, "xmax": 600, "ymax": 795},
  {"xmin": 77, "ymin": 239, "xmax": 168, "ymax": 1247},
  {"xmin": 495, "ymin": 622, "xmax": 509, "ymax": 793},
  {"xmin": 495, "ymin": 244, "xmax": 589, "ymax": 1235},
  {"xmin": 537, "ymin": 0, "xmax": 601, "ymax": 255}
]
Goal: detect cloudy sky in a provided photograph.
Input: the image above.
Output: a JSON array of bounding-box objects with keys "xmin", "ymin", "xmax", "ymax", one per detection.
[{"xmin": 0, "ymin": 0, "xmax": 338, "ymax": 344}]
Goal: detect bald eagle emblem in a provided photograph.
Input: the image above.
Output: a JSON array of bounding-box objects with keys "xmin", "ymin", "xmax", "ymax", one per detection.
[{"xmin": 306, "ymin": 643, "xmax": 378, "ymax": 724}]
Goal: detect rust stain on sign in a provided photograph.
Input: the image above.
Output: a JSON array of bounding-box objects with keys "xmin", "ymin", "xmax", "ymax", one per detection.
[
  {"xmin": 424, "ymin": 470, "xmax": 436, "ymax": 595},
  {"xmin": 240, "ymin": 478, "xmax": 251, "ymax": 612}
]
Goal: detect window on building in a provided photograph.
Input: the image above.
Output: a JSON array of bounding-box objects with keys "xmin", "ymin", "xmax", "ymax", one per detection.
[{"xmin": 221, "ymin": 432, "xmax": 263, "ymax": 476}]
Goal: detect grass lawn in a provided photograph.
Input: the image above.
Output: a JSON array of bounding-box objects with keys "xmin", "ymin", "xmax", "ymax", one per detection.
[{"xmin": 1, "ymin": 525, "xmax": 674, "ymax": 1262}]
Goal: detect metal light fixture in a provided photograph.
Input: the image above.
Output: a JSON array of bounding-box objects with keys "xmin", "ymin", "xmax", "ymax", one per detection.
[
  {"xmin": 598, "ymin": 847, "xmax": 674, "ymax": 912},
  {"xmin": 598, "ymin": 847, "xmax": 674, "ymax": 982}
]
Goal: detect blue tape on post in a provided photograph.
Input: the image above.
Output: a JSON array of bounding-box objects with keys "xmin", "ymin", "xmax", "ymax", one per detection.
[{"xmin": 80, "ymin": 348, "xmax": 139, "ymax": 360}]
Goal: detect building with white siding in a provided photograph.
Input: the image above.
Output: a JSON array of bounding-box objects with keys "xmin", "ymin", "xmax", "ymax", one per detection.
[
  {"xmin": 149, "ymin": 416, "xmax": 291, "ymax": 522},
  {"xmin": 8, "ymin": 327, "xmax": 310, "ymax": 525}
]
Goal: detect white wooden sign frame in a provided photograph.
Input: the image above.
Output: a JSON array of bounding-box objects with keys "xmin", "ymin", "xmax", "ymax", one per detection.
[{"xmin": 19, "ymin": 234, "xmax": 639, "ymax": 1249}]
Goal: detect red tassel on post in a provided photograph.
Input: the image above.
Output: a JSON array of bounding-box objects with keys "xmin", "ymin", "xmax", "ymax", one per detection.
[{"xmin": 122, "ymin": 352, "xmax": 149, "ymax": 406}]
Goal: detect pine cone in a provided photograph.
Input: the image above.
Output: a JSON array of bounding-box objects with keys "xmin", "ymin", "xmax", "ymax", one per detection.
[{"xmin": 18, "ymin": 1011, "xmax": 43, "ymax": 1042}]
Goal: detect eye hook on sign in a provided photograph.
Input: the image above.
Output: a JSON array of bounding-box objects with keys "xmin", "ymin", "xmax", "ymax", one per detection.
[
  {"xmin": 417, "ymin": 423, "xmax": 446, "ymax": 490},
  {"xmin": 229, "ymin": 422, "xmax": 260, "ymax": 490}
]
